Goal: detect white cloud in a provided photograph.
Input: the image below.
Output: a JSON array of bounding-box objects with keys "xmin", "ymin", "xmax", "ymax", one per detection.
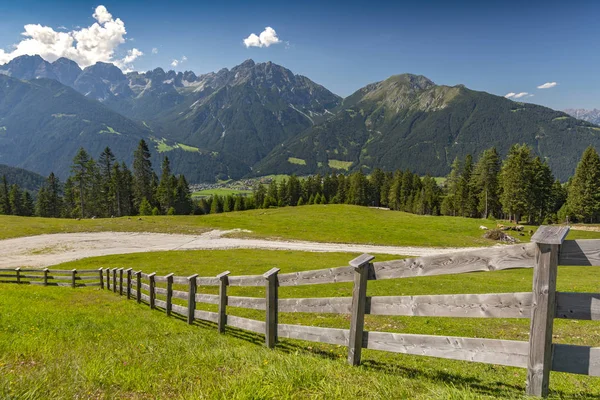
[
  {"xmin": 537, "ymin": 82, "xmax": 557, "ymax": 89},
  {"xmin": 243, "ymin": 26, "xmax": 281, "ymax": 48},
  {"xmin": 170, "ymin": 55, "xmax": 187, "ymax": 68},
  {"xmin": 0, "ymin": 5, "xmax": 142, "ymax": 71},
  {"xmin": 152, "ymin": 47, "xmax": 158, "ymax": 54},
  {"xmin": 505, "ymin": 92, "xmax": 529, "ymax": 99}
]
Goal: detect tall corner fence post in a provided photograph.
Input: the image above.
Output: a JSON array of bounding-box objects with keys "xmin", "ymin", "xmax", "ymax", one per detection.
[
  {"xmin": 118, "ymin": 268, "xmax": 124, "ymax": 296},
  {"xmin": 149, "ymin": 272, "xmax": 156, "ymax": 309},
  {"xmin": 98, "ymin": 268, "xmax": 104, "ymax": 289},
  {"xmin": 71, "ymin": 269, "xmax": 77, "ymax": 288},
  {"xmin": 112, "ymin": 268, "xmax": 117, "ymax": 293},
  {"xmin": 165, "ymin": 273, "xmax": 174, "ymax": 316},
  {"xmin": 15, "ymin": 267, "xmax": 21, "ymax": 284},
  {"xmin": 217, "ymin": 271, "xmax": 231, "ymax": 333},
  {"xmin": 526, "ymin": 225, "xmax": 569, "ymax": 397},
  {"xmin": 347, "ymin": 253, "xmax": 375, "ymax": 366},
  {"xmin": 264, "ymin": 267, "xmax": 280, "ymax": 348},
  {"xmin": 106, "ymin": 268, "xmax": 110, "ymax": 290},
  {"xmin": 125, "ymin": 268, "xmax": 132, "ymax": 299},
  {"xmin": 44, "ymin": 268, "xmax": 49, "ymax": 286},
  {"xmin": 187, "ymin": 274, "xmax": 198, "ymax": 325},
  {"xmin": 136, "ymin": 271, "xmax": 142, "ymax": 303}
]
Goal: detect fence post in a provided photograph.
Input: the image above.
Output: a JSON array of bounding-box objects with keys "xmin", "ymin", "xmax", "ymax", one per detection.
[
  {"xmin": 527, "ymin": 226, "xmax": 569, "ymax": 397},
  {"xmin": 217, "ymin": 271, "xmax": 231, "ymax": 333},
  {"xmin": 165, "ymin": 273, "xmax": 174, "ymax": 316},
  {"xmin": 106, "ymin": 268, "xmax": 111, "ymax": 290},
  {"xmin": 112, "ymin": 268, "xmax": 117, "ymax": 293},
  {"xmin": 149, "ymin": 272, "xmax": 156, "ymax": 309},
  {"xmin": 99, "ymin": 268, "xmax": 104, "ymax": 289},
  {"xmin": 136, "ymin": 271, "xmax": 142, "ymax": 303},
  {"xmin": 347, "ymin": 253, "xmax": 375, "ymax": 366},
  {"xmin": 187, "ymin": 274, "xmax": 198, "ymax": 324},
  {"xmin": 125, "ymin": 268, "xmax": 132, "ymax": 299},
  {"xmin": 15, "ymin": 267, "xmax": 20, "ymax": 284},
  {"xmin": 71, "ymin": 269, "xmax": 77, "ymax": 288},
  {"xmin": 118, "ymin": 268, "xmax": 124, "ymax": 295},
  {"xmin": 264, "ymin": 268, "xmax": 280, "ymax": 348},
  {"xmin": 44, "ymin": 268, "xmax": 49, "ymax": 286}
]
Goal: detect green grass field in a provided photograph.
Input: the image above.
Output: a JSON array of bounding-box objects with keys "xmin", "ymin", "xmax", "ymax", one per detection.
[
  {"xmin": 2, "ymin": 205, "xmax": 600, "ymax": 246},
  {"xmin": 192, "ymin": 188, "xmax": 253, "ymax": 197},
  {"xmin": 1, "ymin": 249, "xmax": 599, "ymax": 399}
]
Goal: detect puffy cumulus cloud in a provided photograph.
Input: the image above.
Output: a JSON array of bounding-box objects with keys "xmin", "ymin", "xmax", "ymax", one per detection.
[
  {"xmin": 504, "ymin": 92, "xmax": 516, "ymax": 98},
  {"xmin": 171, "ymin": 55, "xmax": 187, "ymax": 68},
  {"xmin": 243, "ymin": 27, "xmax": 281, "ymax": 48},
  {"xmin": 0, "ymin": 5, "xmax": 142, "ymax": 71},
  {"xmin": 537, "ymin": 82, "xmax": 557, "ymax": 89}
]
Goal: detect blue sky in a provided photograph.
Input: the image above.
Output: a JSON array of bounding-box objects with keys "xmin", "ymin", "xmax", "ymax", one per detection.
[{"xmin": 0, "ymin": 0, "xmax": 598, "ymax": 110}]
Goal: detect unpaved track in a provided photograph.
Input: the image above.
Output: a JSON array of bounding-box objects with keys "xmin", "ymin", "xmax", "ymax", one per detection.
[{"xmin": 0, "ymin": 230, "xmax": 484, "ymax": 269}]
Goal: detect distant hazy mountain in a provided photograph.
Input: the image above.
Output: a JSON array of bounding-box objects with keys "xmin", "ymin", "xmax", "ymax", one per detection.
[
  {"xmin": 1, "ymin": 55, "xmax": 599, "ymax": 182},
  {"xmin": 0, "ymin": 164, "xmax": 45, "ymax": 191},
  {"xmin": 564, "ymin": 108, "xmax": 600, "ymax": 125}
]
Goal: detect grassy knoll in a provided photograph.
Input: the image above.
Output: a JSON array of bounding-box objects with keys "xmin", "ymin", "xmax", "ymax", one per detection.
[
  {"xmin": 1, "ymin": 249, "xmax": 599, "ymax": 398},
  {"xmin": 192, "ymin": 188, "xmax": 253, "ymax": 197},
  {"xmin": 2, "ymin": 205, "xmax": 600, "ymax": 246}
]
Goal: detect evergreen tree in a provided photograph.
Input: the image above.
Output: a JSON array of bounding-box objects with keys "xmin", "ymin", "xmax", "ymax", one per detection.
[
  {"xmin": 233, "ymin": 196, "xmax": 245, "ymax": 212},
  {"xmin": 98, "ymin": 147, "xmax": 116, "ymax": 216},
  {"xmin": 499, "ymin": 144, "xmax": 534, "ymax": 223},
  {"xmin": 70, "ymin": 147, "xmax": 93, "ymax": 218},
  {"xmin": 173, "ymin": 175, "xmax": 193, "ymax": 215},
  {"xmin": 156, "ymin": 157, "xmax": 176, "ymax": 213},
  {"xmin": 210, "ymin": 195, "xmax": 223, "ymax": 214},
  {"xmin": 567, "ymin": 146, "xmax": 600, "ymax": 223},
  {"xmin": 139, "ymin": 198, "xmax": 152, "ymax": 216},
  {"xmin": 36, "ymin": 172, "xmax": 63, "ymax": 217},
  {"xmin": 441, "ymin": 157, "xmax": 461, "ymax": 216},
  {"xmin": 369, "ymin": 168, "xmax": 386, "ymax": 207},
  {"xmin": 347, "ymin": 171, "xmax": 369, "ymax": 205},
  {"xmin": 8, "ymin": 184, "xmax": 23, "ymax": 215},
  {"xmin": 21, "ymin": 191, "xmax": 34, "ymax": 216},
  {"xmin": 133, "ymin": 139, "xmax": 154, "ymax": 209},
  {"xmin": 297, "ymin": 197, "xmax": 305, "ymax": 206},
  {"xmin": 253, "ymin": 183, "xmax": 267, "ymax": 208},
  {"xmin": 0, "ymin": 175, "xmax": 10, "ymax": 214},
  {"xmin": 531, "ymin": 157, "xmax": 555, "ymax": 223},
  {"xmin": 286, "ymin": 175, "xmax": 301, "ymax": 206},
  {"xmin": 470, "ymin": 148, "xmax": 501, "ymax": 218},
  {"xmin": 457, "ymin": 154, "xmax": 474, "ymax": 217}
]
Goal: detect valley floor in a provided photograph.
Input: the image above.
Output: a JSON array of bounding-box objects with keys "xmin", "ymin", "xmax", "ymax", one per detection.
[{"xmin": 0, "ymin": 230, "xmax": 483, "ymax": 269}]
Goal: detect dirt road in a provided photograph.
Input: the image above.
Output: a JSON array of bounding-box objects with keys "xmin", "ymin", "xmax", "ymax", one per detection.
[{"xmin": 0, "ymin": 230, "xmax": 484, "ymax": 269}]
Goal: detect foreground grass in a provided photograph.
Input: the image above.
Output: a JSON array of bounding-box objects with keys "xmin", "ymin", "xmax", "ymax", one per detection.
[
  {"xmin": 1, "ymin": 205, "xmax": 599, "ymax": 246},
  {"xmin": 2, "ymin": 249, "xmax": 598, "ymax": 398}
]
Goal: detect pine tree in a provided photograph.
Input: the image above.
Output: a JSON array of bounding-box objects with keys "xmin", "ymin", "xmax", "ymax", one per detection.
[
  {"xmin": 233, "ymin": 196, "xmax": 245, "ymax": 212},
  {"xmin": 457, "ymin": 154, "xmax": 474, "ymax": 217},
  {"xmin": 156, "ymin": 157, "xmax": 175, "ymax": 213},
  {"xmin": 567, "ymin": 146, "xmax": 600, "ymax": 223},
  {"xmin": 139, "ymin": 198, "xmax": 152, "ymax": 216},
  {"xmin": 133, "ymin": 139, "xmax": 154, "ymax": 209},
  {"xmin": 499, "ymin": 144, "xmax": 534, "ymax": 223},
  {"xmin": 253, "ymin": 183, "xmax": 267, "ymax": 208},
  {"xmin": 21, "ymin": 191, "xmax": 34, "ymax": 216},
  {"xmin": 210, "ymin": 195, "xmax": 222, "ymax": 214},
  {"xmin": 173, "ymin": 175, "xmax": 193, "ymax": 215},
  {"xmin": 531, "ymin": 157, "xmax": 555, "ymax": 223},
  {"xmin": 470, "ymin": 148, "xmax": 501, "ymax": 218},
  {"xmin": 71, "ymin": 147, "xmax": 92, "ymax": 218},
  {"xmin": 0, "ymin": 175, "xmax": 10, "ymax": 215},
  {"xmin": 286, "ymin": 175, "xmax": 301, "ymax": 206},
  {"xmin": 442, "ymin": 157, "xmax": 461, "ymax": 216},
  {"xmin": 98, "ymin": 147, "xmax": 116, "ymax": 217}
]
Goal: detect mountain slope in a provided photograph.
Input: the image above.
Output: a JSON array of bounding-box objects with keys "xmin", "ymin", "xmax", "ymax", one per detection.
[
  {"xmin": 0, "ymin": 164, "xmax": 45, "ymax": 191},
  {"xmin": 255, "ymin": 74, "xmax": 599, "ymax": 181}
]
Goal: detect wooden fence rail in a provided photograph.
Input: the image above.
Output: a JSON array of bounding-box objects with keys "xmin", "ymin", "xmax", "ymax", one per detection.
[{"xmin": 2, "ymin": 226, "xmax": 600, "ymax": 398}]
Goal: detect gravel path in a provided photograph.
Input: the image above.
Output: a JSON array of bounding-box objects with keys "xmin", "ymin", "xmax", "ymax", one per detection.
[{"xmin": 0, "ymin": 230, "xmax": 484, "ymax": 269}]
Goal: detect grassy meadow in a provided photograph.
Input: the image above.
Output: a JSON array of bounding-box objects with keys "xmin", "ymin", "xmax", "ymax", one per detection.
[
  {"xmin": 2, "ymin": 204, "xmax": 600, "ymax": 246},
  {"xmin": 1, "ymin": 249, "xmax": 600, "ymax": 399}
]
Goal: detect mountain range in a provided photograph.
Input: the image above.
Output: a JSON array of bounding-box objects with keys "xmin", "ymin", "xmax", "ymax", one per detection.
[
  {"xmin": 565, "ymin": 109, "xmax": 600, "ymax": 125},
  {"xmin": 0, "ymin": 54, "xmax": 599, "ymax": 182}
]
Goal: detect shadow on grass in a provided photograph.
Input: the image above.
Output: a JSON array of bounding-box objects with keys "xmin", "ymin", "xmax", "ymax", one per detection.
[{"xmin": 131, "ymin": 300, "xmax": 600, "ymax": 399}]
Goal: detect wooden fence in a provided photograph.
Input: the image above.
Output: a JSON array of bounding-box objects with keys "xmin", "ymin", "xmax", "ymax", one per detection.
[{"xmin": 2, "ymin": 226, "xmax": 599, "ymax": 398}]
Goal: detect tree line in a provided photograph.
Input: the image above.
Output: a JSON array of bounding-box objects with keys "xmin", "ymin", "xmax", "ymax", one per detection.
[
  {"xmin": 2, "ymin": 142, "xmax": 600, "ymax": 224},
  {"xmin": 0, "ymin": 139, "xmax": 194, "ymax": 218}
]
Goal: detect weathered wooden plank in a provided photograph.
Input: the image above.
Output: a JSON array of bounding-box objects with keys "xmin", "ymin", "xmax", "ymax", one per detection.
[
  {"xmin": 195, "ymin": 293, "xmax": 219, "ymax": 305},
  {"xmin": 48, "ymin": 275, "xmax": 73, "ymax": 281},
  {"xmin": 155, "ymin": 299, "xmax": 167, "ymax": 309},
  {"xmin": 19, "ymin": 274, "xmax": 44, "ymax": 279},
  {"xmin": 172, "ymin": 276, "xmax": 189, "ymax": 285},
  {"xmin": 0, "ymin": 268, "xmax": 45, "ymax": 273},
  {"xmin": 140, "ymin": 272, "xmax": 150, "ymax": 279},
  {"xmin": 264, "ymin": 268, "xmax": 280, "ymax": 348},
  {"xmin": 368, "ymin": 293, "xmax": 533, "ymax": 319},
  {"xmin": 194, "ymin": 310, "xmax": 219, "ymax": 323},
  {"xmin": 228, "ymin": 275, "xmax": 265, "ymax": 287},
  {"xmin": 154, "ymin": 275, "xmax": 168, "ymax": 283},
  {"xmin": 348, "ymin": 254, "xmax": 372, "ymax": 366},
  {"xmin": 553, "ymin": 344, "xmax": 600, "ymax": 377},
  {"xmin": 531, "ymin": 226, "xmax": 570, "ymax": 245},
  {"xmin": 372, "ymin": 244, "xmax": 536, "ymax": 281},
  {"xmin": 197, "ymin": 277, "xmax": 220, "ymax": 286},
  {"xmin": 140, "ymin": 293, "xmax": 150, "ymax": 302},
  {"xmin": 155, "ymin": 287, "xmax": 168, "ymax": 296},
  {"xmin": 228, "ymin": 296, "xmax": 266, "ymax": 310},
  {"xmin": 172, "ymin": 289, "xmax": 189, "ymax": 300},
  {"xmin": 0, "ymin": 273, "xmax": 17, "ymax": 278},
  {"xmin": 559, "ymin": 240, "xmax": 600, "ymax": 266},
  {"xmin": 364, "ymin": 331, "xmax": 529, "ymax": 368},
  {"xmin": 227, "ymin": 316, "xmax": 266, "ymax": 334},
  {"xmin": 555, "ymin": 292, "xmax": 600, "ymax": 320},
  {"xmin": 278, "ymin": 297, "xmax": 352, "ymax": 314},
  {"xmin": 140, "ymin": 282, "xmax": 150, "ymax": 292},
  {"xmin": 172, "ymin": 303, "xmax": 187, "ymax": 316},
  {"xmin": 277, "ymin": 266, "xmax": 354, "ymax": 287},
  {"xmin": 278, "ymin": 324, "xmax": 349, "ymax": 346},
  {"xmin": 76, "ymin": 275, "xmax": 99, "ymax": 281},
  {"xmin": 217, "ymin": 271, "xmax": 230, "ymax": 333},
  {"xmin": 527, "ymin": 243, "xmax": 559, "ymax": 397},
  {"xmin": 79, "ymin": 282, "xmax": 101, "ymax": 287},
  {"xmin": 187, "ymin": 274, "xmax": 198, "ymax": 324}
]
